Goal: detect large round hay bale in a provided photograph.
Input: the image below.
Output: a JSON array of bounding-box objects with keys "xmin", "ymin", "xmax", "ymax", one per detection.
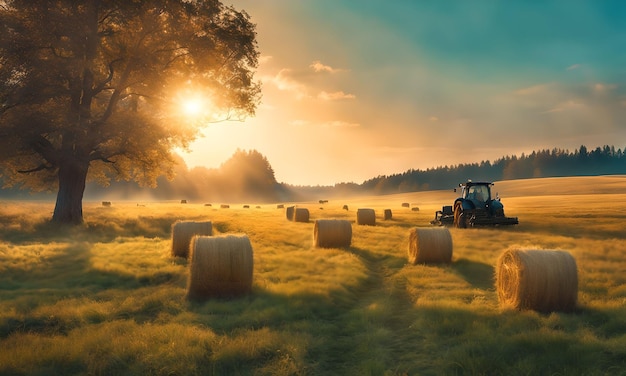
[
  {"xmin": 294, "ymin": 207, "xmax": 310, "ymax": 223},
  {"xmin": 384, "ymin": 209, "xmax": 392, "ymax": 220},
  {"xmin": 187, "ymin": 234, "xmax": 254, "ymax": 299},
  {"xmin": 407, "ymin": 227, "xmax": 453, "ymax": 264},
  {"xmin": 401, "ymin": 202, "xmax": 410, "ymax": 208},
  {"xmin": 357, "ymin": 208, "xmax": 376, "ymax": 226},
  {"xmin": 314, "ymin": 219, "xmax": 352, "ymax": 248},
  {"xmin": 171, "ymin": 221, "xmax": 213, "ymax": 258},
  {"xmin": 496, "ymin": 248, "xmax": 578, "ymax": 312},
  {"xmin": 285, "ymin": 206, "xmax": 295, "ymax": 221},
  {"xmin": 101, "ymin": 201, "xmax": 111, "ymax": 207}
]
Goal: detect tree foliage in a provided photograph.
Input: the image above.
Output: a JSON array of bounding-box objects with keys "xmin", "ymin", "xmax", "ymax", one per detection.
[{"xmin": 0, "ymin": 0, "xmax": 260, "ymax": 222}]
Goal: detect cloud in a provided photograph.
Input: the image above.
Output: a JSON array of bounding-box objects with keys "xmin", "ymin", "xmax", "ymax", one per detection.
[
  {"xmin": 258, "ymin": 55, "xmax": 273, "ymax": 64},
  {"xmin": 428, "ymin": 116, "xmax": 439, "ymax": 121},
  {"xmin": 593, "ymin": 83, "xmax": 617, "ymax": 94},
  {"xmin": 289, "ymin": 119, "xmax": 310, "ymax": 126},
  {"xmin": 513, "ymin": 83, "xmax": 554, "ymax": 96},
  {"xmin": 310, "ymin": 60, "xmax": 345, "ymax": 73},
  {"xmin": 325, "ymin": 120, "xmax": 360, "ymax": 128},
  {"xmin": 264, "ymin": 68, "xmax": 309, "ymax": 99},
  {"xmin": 317, "ymin": 91, "xmax": 356, "ymax": 101},
  {"xmin": 566, "ymin": 64, "xmax": 581, "ymax": 71}
]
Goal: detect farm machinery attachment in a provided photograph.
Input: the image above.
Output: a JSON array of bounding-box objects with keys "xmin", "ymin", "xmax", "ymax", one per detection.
[{"xmin": 431, "ymin": 181, "xmax": 519, "ymax": 228}]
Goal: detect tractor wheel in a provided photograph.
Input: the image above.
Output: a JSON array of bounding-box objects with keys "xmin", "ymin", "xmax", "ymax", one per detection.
[{"xmin": 454, "ymin": 204, "xmax": 467, "ymax": 228}]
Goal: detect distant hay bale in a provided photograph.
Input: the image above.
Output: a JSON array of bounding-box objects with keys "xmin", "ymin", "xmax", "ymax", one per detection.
[
  {"xmin": 357, "ymin": 208, "xmax": 376, "ymax": 226},
  {"xmin": 180, "ymin": 199, "xmax": 187, "ymax": 204},
  {"xmin": 256, "ymin": 206, "xmax": 261, "ymax": 209},
  {"xmin": 101, "ymin": 201, "xmax": 111, "ymax": 207},
  {"xmin": 342, "ymin": 205, "xmax": 349, "ymax": 211},
  {"xmin": 407, "ymin": 227, "xmax": 453, "ymax": 264},
  {"xmin": 384, "ymin": 209, "xmax": 392, "ymax": 220},
  {"xmin": 412, "ymin": 207, "xmax": 420, "ymax": 212},
  {"xmin": 294, "ymin": 208, "xmax": 310, "ymax": 223},
  {"xmin": 496, "ymin": 248, "xmax": 578, "ymax": 312},
  {"xmin": 314, "ymin": 219, "xmax": 352, "ymax": 248},
  {"xmin": 204, "ymin": 203, "xmax": 212, "ymax": 207},
  {"xmin": 187, "ymin": 234, "xmax": 254, "ymax": 300},
  {"xmin": 243, "ymin": 205, "xmax": 250, "ymax": 209},
  {"xmin": 171, "ymin": 221, "xmax": 213, "ymax": 258},
  {"xmin": 402, "ymin": 202, "xmax": 410, "ymax": 208},
  {"xmin": 286, "ymin": 206, "xmax": 295, "ymax": 221},
  {"xmin": 277, "ymin": 204, "xmax": 285, "ymax": 209},
  {"xmin": 220, "ymin": 204, "xmax": 230, "ymax": 209}
]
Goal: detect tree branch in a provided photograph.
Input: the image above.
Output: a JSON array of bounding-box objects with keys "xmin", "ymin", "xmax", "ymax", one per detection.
[{"xmin": 17, "ymin": 163, "xmax": 54, "ymax": 174}]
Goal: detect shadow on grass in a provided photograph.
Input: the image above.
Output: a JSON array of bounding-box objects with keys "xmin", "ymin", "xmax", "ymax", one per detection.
[{"xmin": 451, "ymin": 258, "xmax": 495, "ymax": 290}]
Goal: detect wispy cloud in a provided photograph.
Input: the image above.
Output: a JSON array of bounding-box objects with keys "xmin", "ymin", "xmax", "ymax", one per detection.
[
  {"xmin": 566, "ymin": 64, "xmax": 581, "ymax": 71},
  {"xmin": 317, "ymin": 91, "xmax": 356, "ymax": 101},
  {"xmin": 428, "ymin": 116, "xmax": 439, "ymax": 121},
  {"xmin": 325, "ymin": 120, "xmax": 360, "ymax": 128},
  {"xmin": 264, "ymin": 69, "xmax": 309, "ymax": 99},
  {"xmin": 310, "ymin": 60, "xmax": 345, "ymax": 73}
]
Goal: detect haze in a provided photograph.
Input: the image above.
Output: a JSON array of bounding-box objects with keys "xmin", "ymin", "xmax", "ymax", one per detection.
[{"xmin": 181, "ymin": 1, "xmax": 626, "ymax": 186}]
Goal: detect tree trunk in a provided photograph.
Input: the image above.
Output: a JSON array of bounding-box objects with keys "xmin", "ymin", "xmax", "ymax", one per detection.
[{"xmin": 52, "ymin": 157, "xmax": 89, "ymax": 224}]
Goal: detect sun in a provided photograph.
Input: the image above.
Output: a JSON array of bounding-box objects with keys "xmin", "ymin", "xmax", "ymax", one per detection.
[{"xmin": 181, "ymin": 97, "xmax": 204, "ymax": 117}]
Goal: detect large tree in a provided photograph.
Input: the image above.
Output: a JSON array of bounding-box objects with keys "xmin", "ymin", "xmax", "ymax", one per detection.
[{"xmin": 0, "ymin": 0, "xmax": 260, "ymax": 224}]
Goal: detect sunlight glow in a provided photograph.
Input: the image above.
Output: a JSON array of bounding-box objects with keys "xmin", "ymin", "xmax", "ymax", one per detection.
[{"xmin": 182, "ymin": 97, "xmax": 204, "ymax": 117}]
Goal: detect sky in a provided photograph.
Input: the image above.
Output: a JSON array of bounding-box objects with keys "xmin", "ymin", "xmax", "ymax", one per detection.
[{"xmin": 180, "ymin": 0, "xmax": 626, "ymax": 186}]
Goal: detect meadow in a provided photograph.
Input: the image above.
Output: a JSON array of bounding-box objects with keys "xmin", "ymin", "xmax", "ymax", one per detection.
[{"xmin": 1, "ymin": 176, "xmax": 625, "ymax": 375}]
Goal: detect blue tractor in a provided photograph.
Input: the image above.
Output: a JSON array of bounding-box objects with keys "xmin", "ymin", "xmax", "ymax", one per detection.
[{"xmin": 431, "ymin": 181, "xmax": 519, "ymax": 228}]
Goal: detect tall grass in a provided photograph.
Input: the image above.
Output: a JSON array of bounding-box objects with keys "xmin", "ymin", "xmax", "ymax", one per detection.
[{"xmin": 1, "ymin": 184, "xmax": 626, "ymax": 375}]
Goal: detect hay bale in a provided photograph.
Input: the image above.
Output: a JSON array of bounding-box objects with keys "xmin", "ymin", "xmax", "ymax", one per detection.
[
  {"xmin": 256, "ymin": 206, "xmax": 261, "ymax": 209},
  {"xmin": 220, "ymin": 204, "xmax": 230, "ymax": 209},
  {"xmin": 384, "ymin": 209, "xmax": 392, "ymax": 220},
  {"xmin": 204, "ymin": 203, "xmax": 212, "ymax": 207},
  {"xmin": 496, "ymin": 248, "xmax": 578, "ymax": 312},
  {"xmin": 357, "ymin": 208, "xmax": 376, "ymax": 226},
  {"xmin": 342, "ymin": 205, "xmax": 349, "ymax": 211},
  {"xmin": 314, "ymin": 219, "xmax": 352, "ymax": 248},
  {"xmin": 101, "ymin": 201, "xmax": 111, "ymax": 207},
  {"xmin": 407, "ymin": 227, "xmax": 453, "ymax": 264},
  {"xmin": 285, "ymin": 206, "xmax": 295, "ymax": 221},
  {"xmin": 171, "ymin": 221, "xmax": 213, "ymax": 258},
  {"xmin": 402, "ymin": 202, "xmax": 410, "ymax": 208},
  {"xmin": 243, "ymin": 205, "xmax": 250, "ymax": 209},
  {"xmin": 277, "ymin": 204, "xmax": 285, "ymax": 209},
  {"xmin": 180, "ymin": 199, "xmax": 187, "ymax": 204},
  {"xmin": 187, "ymin": 234, "xmax": 254, "ymax": 299},
  {"xmin": 412, "ymin": 207, "xmax": 420, "ymax": 212},
  {"xmin": 294, "ymin": 207, "xmax": 310, "ymax": 223}
]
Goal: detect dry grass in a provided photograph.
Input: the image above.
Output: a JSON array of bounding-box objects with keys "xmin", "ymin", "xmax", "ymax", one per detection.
[{"xmin": 1, "ymin": 176, "xmax": 626, "ymax": 374}]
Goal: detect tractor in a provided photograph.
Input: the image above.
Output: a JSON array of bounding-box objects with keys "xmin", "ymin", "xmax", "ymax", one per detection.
[{"xmin": 431, "ymin": 181, "xmax": 518, "ymax": 228}]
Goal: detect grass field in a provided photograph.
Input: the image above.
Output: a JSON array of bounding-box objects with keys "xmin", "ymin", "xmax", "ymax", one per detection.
[{"xmin": 1, "ymin": 176, "xmax": 626, "ymax": 375}]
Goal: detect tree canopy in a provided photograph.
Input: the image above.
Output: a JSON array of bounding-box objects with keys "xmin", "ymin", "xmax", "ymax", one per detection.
[{"xmin": 0, "ymin": 0, "xmax": 260, "ymax": 223}]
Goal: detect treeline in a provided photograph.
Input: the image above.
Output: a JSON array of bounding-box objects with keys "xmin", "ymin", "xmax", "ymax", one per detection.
[
  {"xmin": 359, "ymin": 145, "xmax": 626, "ymax": 195},
  {"xmin": 3, "ymin": 145, "xmax": 626, "ymax": 201}
]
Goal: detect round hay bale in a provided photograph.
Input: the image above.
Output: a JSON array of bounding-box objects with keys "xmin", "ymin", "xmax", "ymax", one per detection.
[
  {"xmin": 496, "ymin": 248, "xmax": 578, "ymax": 312},
  {"xmin": 171, "ymin": 221, "xmax": 213, "ymax": 258},
  {"xmin": 220, "ymin": 204, "xmax": 230, "ymax": 209},
  {"xmin": 187, "ymin": 234, "xmax": 254, "ymax": 299},
  {"xmin": 407, "ymin": 227, "xmax": 453, "ymax": 264},
  {"xmin": 314, "ymin": 219, "xmax": 352, "ymax": 248},
  {"xmin": 204, "ymin": 203, "xmax": 212, "ymax": 207},
  {"xmin": 402, "ymin": 202, "xmax": 410, "ymax": 208},
  {"xmin": 384, "ymin": 209, "xmax": 392, "ymax": 220},
  {"xmin": 277, "ymin": 204, "xmax": 285, "ymax": 209},
  {"xmin": 285, "ymin": 206, "xmax": 295, "ymax": 221},
  {"xmin": 180, "ymin": 199, "xmax": 187, "ymax": 204},
  {"xmin": 294, "ymin": 207, "xmax": 310, "ymax": 223},
  {"xmin": 357, "ymin": 208, "xmax": 376, "ymax": 226},
  {"xmin": 101, "ymin": 201, "xmax": 111, "ymax": 207},
  {"xmin": 243, "ymin": 205, "xmax": 250, "ymax": 209},
  {"xmin": 411, "ymin": 207, "xmax": 420, "ymax": 212}
]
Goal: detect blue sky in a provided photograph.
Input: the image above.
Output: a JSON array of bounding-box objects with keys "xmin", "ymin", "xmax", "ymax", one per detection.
[{"xmin": 182, "ymin": 1, "xmax": 626, "ymax": 185}]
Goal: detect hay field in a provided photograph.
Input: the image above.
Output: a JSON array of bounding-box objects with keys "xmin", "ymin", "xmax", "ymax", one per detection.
[{"xmin": 1, "ymin": 176, "xmax": 625, "ymax": 375}]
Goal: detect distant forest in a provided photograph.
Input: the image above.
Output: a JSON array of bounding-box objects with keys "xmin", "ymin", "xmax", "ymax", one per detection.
[{"xmin": 2, "ymin": 145, "xmax": 625, "ymax": 202}]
